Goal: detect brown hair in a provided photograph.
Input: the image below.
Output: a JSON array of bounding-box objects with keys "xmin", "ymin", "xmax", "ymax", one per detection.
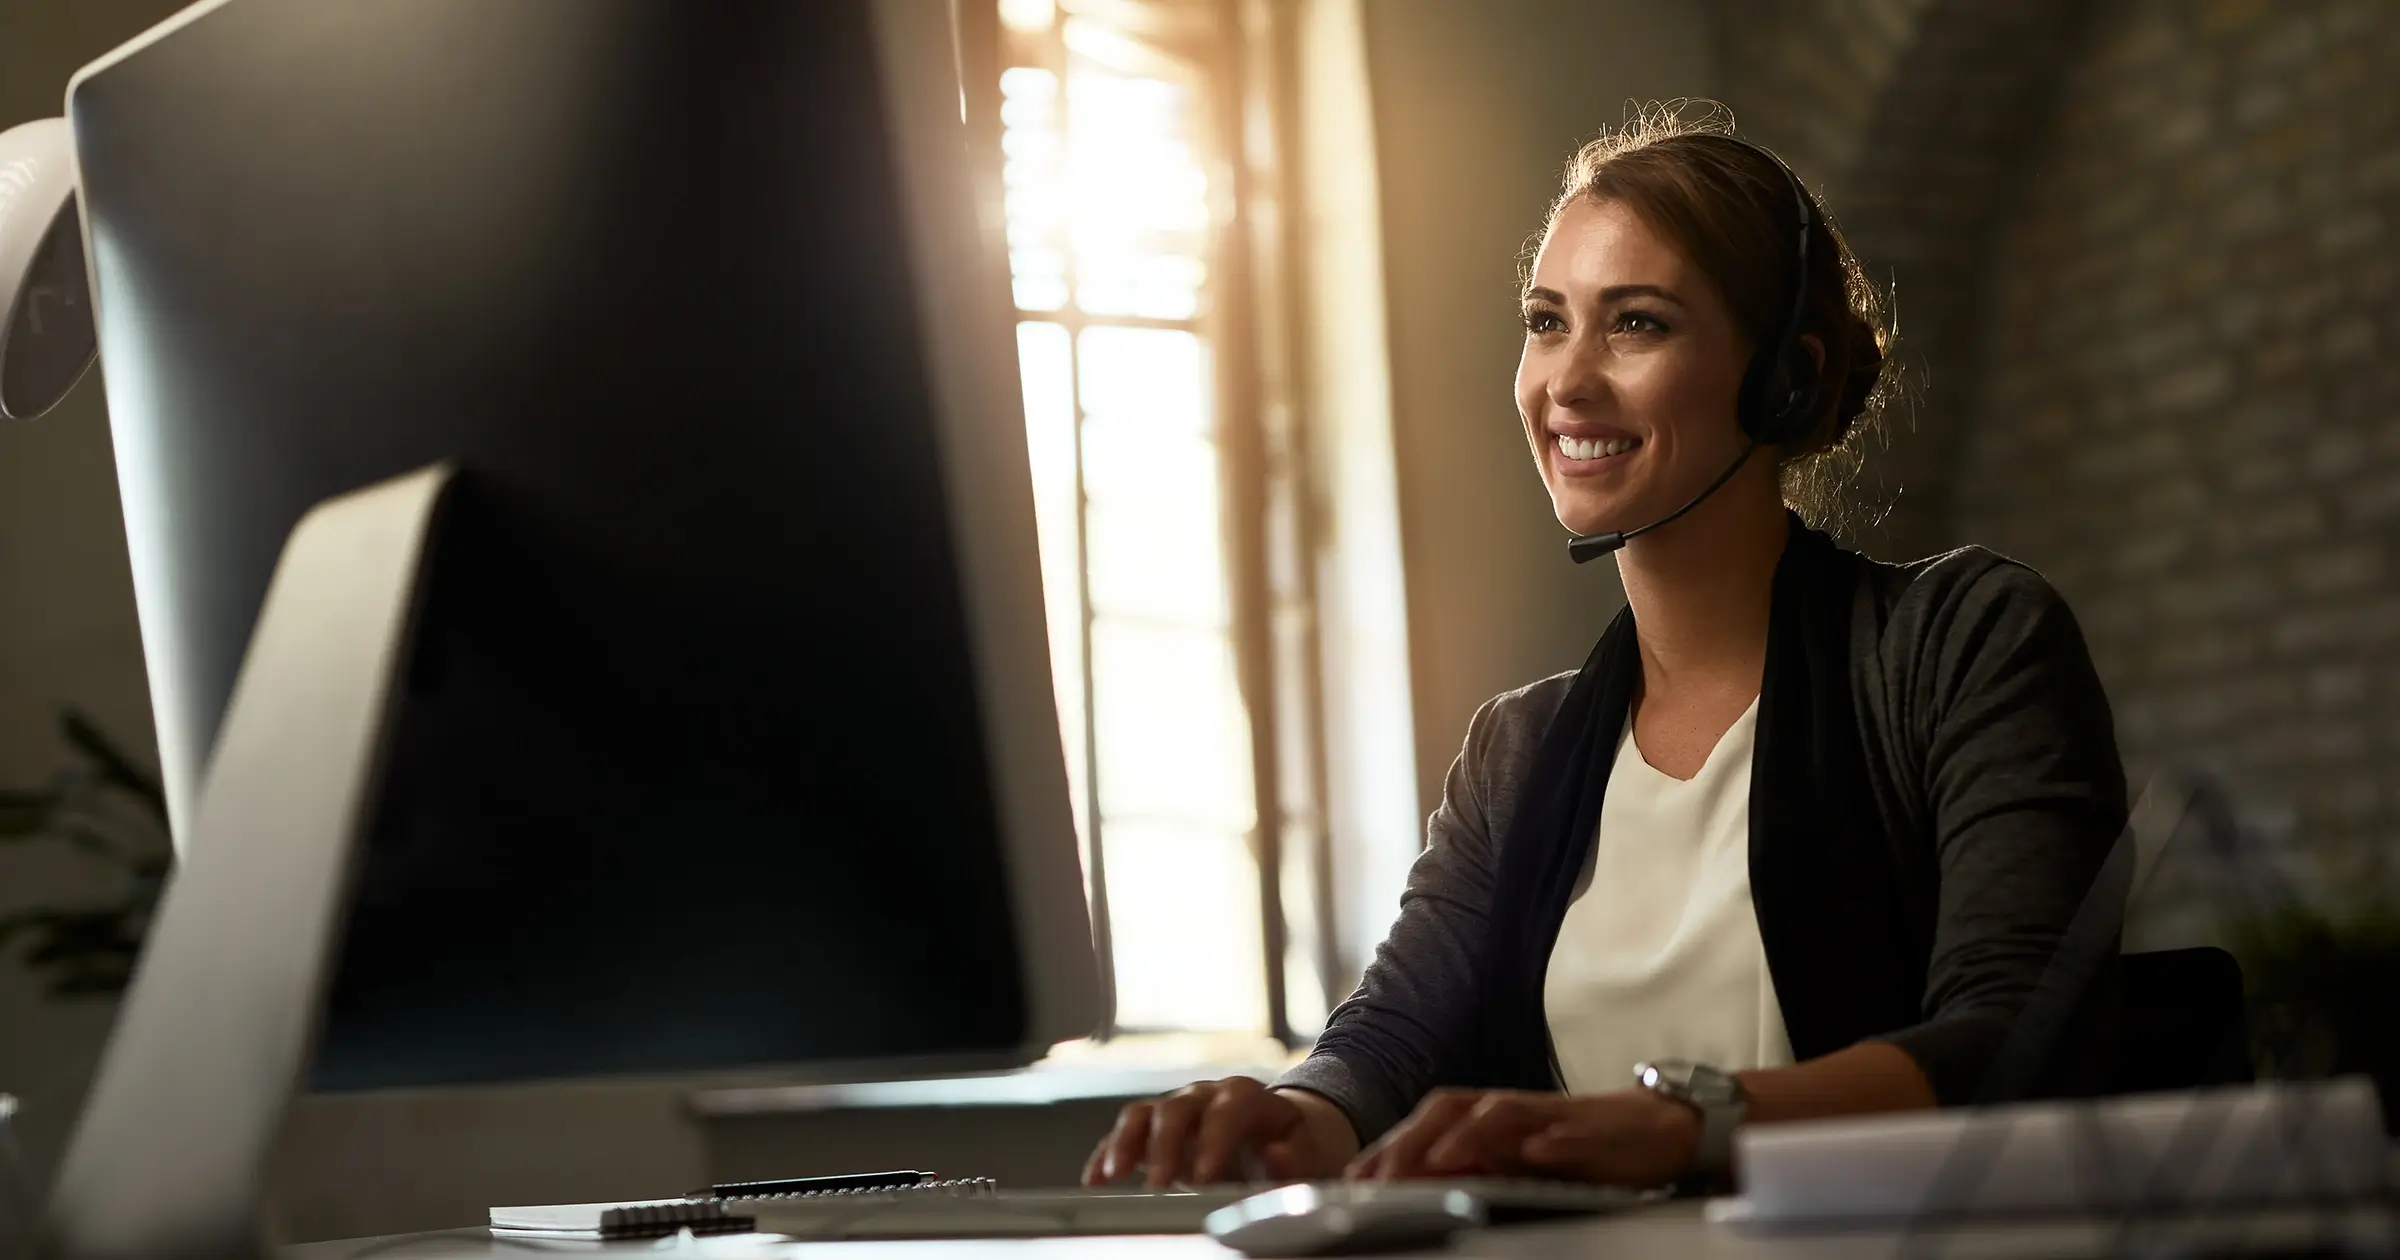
[{"xmin": 1531, "ymin": 102, "xmax": 1896, "ymax": 531}]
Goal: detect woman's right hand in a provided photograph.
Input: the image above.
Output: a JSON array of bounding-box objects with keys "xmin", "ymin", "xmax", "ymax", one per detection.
[{"xmin": 1082, "ymin": 1077, "xmax": 1358, "ymax": 1188}]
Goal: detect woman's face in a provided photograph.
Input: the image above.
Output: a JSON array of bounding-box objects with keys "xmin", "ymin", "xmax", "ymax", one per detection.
[{"xmin": 1515, "ymin": 197, "xmax": 1754, "ymax": 539}]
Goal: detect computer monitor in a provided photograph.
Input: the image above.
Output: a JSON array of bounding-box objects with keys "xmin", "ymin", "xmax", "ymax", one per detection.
[{"xmin": 45, "ymin": 0, "xmax": 1100, "ymax": 1255}]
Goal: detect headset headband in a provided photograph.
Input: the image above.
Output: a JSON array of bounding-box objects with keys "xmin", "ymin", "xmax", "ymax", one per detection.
[{"xmin": 1716, "ymin": 134, "xmax": 1819, "ymax": 445}]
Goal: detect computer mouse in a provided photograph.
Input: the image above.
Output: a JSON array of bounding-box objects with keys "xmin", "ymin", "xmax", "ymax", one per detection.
[{"xmin": 1203, "ymin": 1183, "xmax": 1484, "ymax": 1257}]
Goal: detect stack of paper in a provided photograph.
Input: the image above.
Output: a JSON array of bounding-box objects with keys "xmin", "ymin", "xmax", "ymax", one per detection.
[{"xmin": 1714, "ymin": 1076, "xmax": 2388, "ymax": 1227}]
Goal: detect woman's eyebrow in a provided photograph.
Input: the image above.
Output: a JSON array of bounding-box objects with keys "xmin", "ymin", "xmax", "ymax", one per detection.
[
  {"xmin": 1598, "ymin": 283, "xmax": 1685, "ymax": 306},
  {"xmin": 1518, "ymin": 283, "xmax": 1688, "ymax": 307}
]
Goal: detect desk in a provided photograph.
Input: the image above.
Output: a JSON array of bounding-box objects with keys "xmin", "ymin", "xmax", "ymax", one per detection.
[
  {"xmin": 267, "ymin": 1059, "xmax": 1289, "ymax": 1241},
  {"xmin": 287, "ymin": 1199, "xmax": 2399, "ymax": 1260},
  {"xmin": 696, "ymin": 1061, "xmax": 1286, "ymax": 1194}
]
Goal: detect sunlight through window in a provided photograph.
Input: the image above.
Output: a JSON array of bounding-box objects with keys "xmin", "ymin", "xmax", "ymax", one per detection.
[{"xmin": 1000, "ymin": 10, "xmax": 1263, "ymax": 1033}]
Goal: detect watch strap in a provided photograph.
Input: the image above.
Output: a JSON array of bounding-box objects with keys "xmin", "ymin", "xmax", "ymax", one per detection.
[
  {"xmin": 1633, "ymin": 1060, "xmax": 1745, "ymax": 1187},
  {"xmin": 1689, "ymin": 1086, "xmax": 1741, "ymax": 1182}
]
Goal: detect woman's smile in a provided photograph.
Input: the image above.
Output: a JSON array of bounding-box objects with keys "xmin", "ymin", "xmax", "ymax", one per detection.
[{"xmin": 1550, "ymin": 430, "xmax": 1644, "ymax": 476}]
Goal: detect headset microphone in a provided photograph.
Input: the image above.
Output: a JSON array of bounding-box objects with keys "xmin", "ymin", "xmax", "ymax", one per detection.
[
  {"xmin": 1566, "ymin": 442, "xmax": 1758, "ymax": 564},
  {"xmin": 1562, "ymin": 133, "xmax": 1821, "ymax": 566}
]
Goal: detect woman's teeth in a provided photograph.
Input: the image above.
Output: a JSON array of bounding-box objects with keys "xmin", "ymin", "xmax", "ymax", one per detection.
[{"xmin": 1557, "ymin": 435, "xmax": 1636, "ymax": 461}]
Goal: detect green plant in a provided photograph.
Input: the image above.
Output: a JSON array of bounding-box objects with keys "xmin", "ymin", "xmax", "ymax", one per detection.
[
  {"xmin": 0, "ymin": 711, "xmax": 170, "ymax": 998},
  {"xmin": 2225, "ymin": 900, "xmax": 2400, "ymax": 1132}
]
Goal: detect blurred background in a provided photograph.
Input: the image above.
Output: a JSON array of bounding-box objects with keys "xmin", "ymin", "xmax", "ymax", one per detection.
[{"xmin": 2, "ymin": 0, "xmax": 2396, "ymax": 1239}]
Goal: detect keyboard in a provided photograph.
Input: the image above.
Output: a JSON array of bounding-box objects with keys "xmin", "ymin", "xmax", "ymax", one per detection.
[
  {"xmin": 742, "ymin": 1179, "xmax": 1651, "ymax": 1246},
  {"xmin": 747, "ymin": 1184, "xmax": 1243, "ymax": 1239}
]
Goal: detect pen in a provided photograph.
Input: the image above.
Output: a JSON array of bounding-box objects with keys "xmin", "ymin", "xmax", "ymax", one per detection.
[{"xmin": 694, "ymin": 1170, "xmax": 932, "ymax": 1199}]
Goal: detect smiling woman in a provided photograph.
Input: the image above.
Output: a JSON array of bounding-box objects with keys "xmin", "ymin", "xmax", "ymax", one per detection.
[
  {"xmin": 1086, "ymin": 103, "xmax": 2129, "ymax": 1195},
  {"xmin": 1518, "ymin": 112, "xmax": 1893, "ymax": 550}
]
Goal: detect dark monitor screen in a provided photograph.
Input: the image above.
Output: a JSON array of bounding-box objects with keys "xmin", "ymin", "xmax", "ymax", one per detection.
[{"xmin": 68, "ymin": 0, "xmax": 1060, "ymax": 1090}]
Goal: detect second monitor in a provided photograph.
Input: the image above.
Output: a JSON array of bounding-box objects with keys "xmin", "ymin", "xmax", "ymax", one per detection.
[{"xmin": 50, "ymin": 0, "xmax": 1099, "ymax": 1254}]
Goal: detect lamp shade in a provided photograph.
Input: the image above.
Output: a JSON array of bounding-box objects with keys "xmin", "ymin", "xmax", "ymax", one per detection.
[{"xmin": 0, "ymin": 118, "xmax": 97, "ymax": 421}]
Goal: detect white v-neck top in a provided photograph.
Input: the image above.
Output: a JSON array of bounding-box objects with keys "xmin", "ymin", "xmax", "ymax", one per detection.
[{"xmin": 1541, "ymin": 698, "xmax": 1793, "ymax": 1093}]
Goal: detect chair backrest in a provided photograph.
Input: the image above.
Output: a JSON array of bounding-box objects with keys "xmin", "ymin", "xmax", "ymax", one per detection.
[{"xmin": 2107, "ymin": 946, "xmax": 2253, "ymax": 1094}]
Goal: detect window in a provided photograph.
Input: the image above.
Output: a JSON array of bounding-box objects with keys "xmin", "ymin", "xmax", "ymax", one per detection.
[{"xmin": 986, "ymin": 0, "xmax": 1331, "ymax": 1040}]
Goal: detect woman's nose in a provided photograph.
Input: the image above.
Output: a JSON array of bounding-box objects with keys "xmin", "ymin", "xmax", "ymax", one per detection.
[{"xmin": 1544, "ymin": 338, "xmax": 1608, "ymax": 411}]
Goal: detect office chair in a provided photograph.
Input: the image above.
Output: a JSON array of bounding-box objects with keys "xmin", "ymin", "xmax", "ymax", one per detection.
[{"xmin": 2107, "ymin": 946, "xmax": 2254, "ymax": 1094}]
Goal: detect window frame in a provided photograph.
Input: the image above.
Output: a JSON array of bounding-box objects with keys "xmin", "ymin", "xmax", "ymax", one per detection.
[{"xmin": 962, "ymin": 0, "xmax": 1332, "ymax": 1045}]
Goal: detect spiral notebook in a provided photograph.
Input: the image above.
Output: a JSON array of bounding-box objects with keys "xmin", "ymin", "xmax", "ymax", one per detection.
[{"xmin": 489, "ymin": 1171, "xmax": 998, "ymax": 1240}]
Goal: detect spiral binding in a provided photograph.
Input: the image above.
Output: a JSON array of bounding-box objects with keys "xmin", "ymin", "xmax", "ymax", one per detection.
[
  {"xmin": 718, "ymin": 1176, "xmax": 999, "ymax": 1203},
  {"xmin": 592, "ymin": 1200, "xmax": 753, "ymax": 1239}
]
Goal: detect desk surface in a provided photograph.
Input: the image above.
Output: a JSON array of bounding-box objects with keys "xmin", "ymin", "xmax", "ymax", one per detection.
[{"xmin": 291, "ymin": 1199, "xmax": 2397, "ymax": 1260}]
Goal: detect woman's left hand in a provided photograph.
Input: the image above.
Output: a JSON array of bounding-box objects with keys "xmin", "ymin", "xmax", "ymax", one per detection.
[{"xmin": 1345, "ymin": 1086, "xmax": 1702, "ymax": 1187}]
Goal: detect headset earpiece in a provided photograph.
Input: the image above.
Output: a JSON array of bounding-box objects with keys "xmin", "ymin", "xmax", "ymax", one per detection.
[
  {"xmin": 1725, "ymin": 135, "xmax": 1820, "ymax": 449},
  {"xmin": 1755, "ymin": 337, "xmax": 1823, "ymax": 447}
]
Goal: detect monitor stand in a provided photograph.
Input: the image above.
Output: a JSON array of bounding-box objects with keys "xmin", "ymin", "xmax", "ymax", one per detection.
[{"xmin": 39, "ymin": 463, "xmax": 458, "ymax": 1260}]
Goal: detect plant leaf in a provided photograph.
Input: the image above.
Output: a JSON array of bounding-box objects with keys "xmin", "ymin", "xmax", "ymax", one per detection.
[
  {"xmin": 58, "ymin": 823, "xmax": 130, "ymax": 865},
  {"xmin": 0, "ymin": 788, "xmax": 62, "ymax": 837},
  {"xmin": 60, "ymin": 710, "xmax": 169, "ymax": 823}
]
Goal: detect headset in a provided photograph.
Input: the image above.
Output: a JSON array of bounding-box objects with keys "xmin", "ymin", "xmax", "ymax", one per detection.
[{"xmin": 1566, "ymin": 134, "xmax": 1824, "ymax": 564}]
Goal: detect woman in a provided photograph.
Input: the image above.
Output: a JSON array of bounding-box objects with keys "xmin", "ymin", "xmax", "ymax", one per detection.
[{"xmin": 1085, "ymin": 109, "xmax": 2126, "ymax": 1191}]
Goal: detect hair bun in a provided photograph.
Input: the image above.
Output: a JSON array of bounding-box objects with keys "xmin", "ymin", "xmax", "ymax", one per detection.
[{"xmin": 1828, "ymin": 312, "xmax": 1887, "ymax": 449}]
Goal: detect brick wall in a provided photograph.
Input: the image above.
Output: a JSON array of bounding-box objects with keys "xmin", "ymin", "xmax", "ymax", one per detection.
[
  {"xmin": 1713, "ymin": 0, "xmax": 1930, "ymax": 200},
  {"xmin": 1952, "ymin": 0, "xmax": 2400, "ymax": 888},
  {"xmin": 1717, "ymin": 0, "xmax": 2085, "ymax": 559}
]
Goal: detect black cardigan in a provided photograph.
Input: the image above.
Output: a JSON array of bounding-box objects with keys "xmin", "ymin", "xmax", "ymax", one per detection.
[{"xmin": 1276, "ymin": 519, "xmax": 2128, "ymax": 1142}]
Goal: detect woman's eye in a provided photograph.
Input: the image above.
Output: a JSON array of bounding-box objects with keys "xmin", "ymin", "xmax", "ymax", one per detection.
[
  {"xmin": 1614, "ymin": 309, "xmax": 1669, "ymax": 335},
  {"xmin": 1522, "ymin": 309, "xmax": 1566, "ymax": 335}
]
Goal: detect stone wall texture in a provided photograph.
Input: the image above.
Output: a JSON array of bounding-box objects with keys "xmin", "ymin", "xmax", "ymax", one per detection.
[
  {"xmin": 1724, "ymin": 0, "xmax": 2400, "ymax": 894},
  {"xmin": 1954, "ymin": 0, "xmax": 2400, "ymax": 886}
]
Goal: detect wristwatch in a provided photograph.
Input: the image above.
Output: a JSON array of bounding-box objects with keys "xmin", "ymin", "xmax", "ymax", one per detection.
[{"xmin": 1632, "ymin": 1059, "xmax": 1747, "ymax": 1186}]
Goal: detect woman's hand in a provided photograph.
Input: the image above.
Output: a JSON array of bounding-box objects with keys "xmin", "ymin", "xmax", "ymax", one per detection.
[
  {"xmin": 1347, "ymin": 1087, "xmax": 1700, "ymax": 1187},
  {"xmin": 1083, "ymin": 1077, "xmax": 1360, "ymax": 1188}
]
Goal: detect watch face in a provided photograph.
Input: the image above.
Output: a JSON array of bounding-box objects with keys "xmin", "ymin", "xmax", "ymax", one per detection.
[
  {"xmin": 1637, "ymin": 1059, "xmax": 1739, "ymax": 1105},
  {"xmin": 1635, "ymin": 1060, "xmax": 1690, "ymax": 1092}
]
